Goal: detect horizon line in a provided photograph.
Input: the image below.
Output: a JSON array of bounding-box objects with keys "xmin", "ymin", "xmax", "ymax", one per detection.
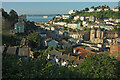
[{"xmin": 2, "ymin": 1, "xmax": 120, "ymax": 2}]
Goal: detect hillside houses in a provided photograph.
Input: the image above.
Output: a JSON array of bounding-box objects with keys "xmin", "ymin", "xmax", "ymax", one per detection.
[
  {"xmin": 111, "ymin": 6, "xmax": 120, "ymax": 12},
  {"xmin": 62, "ymin": 14, "xmax": 72, "ymax": 19},
  {"xmin": 47, "ymin": 46, "xmax": 96, "ymax": 67}
]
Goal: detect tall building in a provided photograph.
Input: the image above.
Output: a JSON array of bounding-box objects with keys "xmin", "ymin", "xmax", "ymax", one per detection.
[
  {"xmin": 90, "ymin": 27, "xmax": 104, "ymax": 44},
  {"xmin": 96, "ymin": 28, "xmax": 101, "ymax": 38},
  {"xmin": 90, "ymin": 27, "xmax": 95, "ymax": 41}
]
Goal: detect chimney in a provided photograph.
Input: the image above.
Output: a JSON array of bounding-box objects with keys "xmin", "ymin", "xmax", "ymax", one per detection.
[
  {"xmin": 77, "ymin": 56, "xmax": 80, "ymax": 60},
  {"xmin": 61, "ymin": 52, "xmax": 63, "ymax": 55},
  {"xmin": 68, "ymin": 53, "xmax": 71, "ymax": 57}
]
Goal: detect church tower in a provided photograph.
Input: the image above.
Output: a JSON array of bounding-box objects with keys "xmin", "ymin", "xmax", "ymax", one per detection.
[
  {"xmin": 96, "ymin": 27, "xmax": 101, "ymax": 38},
  {"xmin": 90, "ymin": 27, "xmax": 95, "ymax": 41}
]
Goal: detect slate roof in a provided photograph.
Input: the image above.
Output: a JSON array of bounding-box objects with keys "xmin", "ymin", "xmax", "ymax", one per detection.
[
  {"xmin": 6, "ymin": 46, "xmax": 18, "ymax": 55},
  {"xmin": 48, "ymin": 50, "xmax": 61, "ymax": 56},
  {"xmin": 18, "ymin": 47, "xmax": 30, "ymax": 57},
  {"xmin": 59, "ymin": 54, "xmax": 68, "ymax": 61}
]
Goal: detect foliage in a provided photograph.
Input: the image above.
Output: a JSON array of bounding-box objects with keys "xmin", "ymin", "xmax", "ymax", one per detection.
[
  {"xmin": 76, "ymin": 54, "xmax": 118, "ymax": 78},
  {"xmin": 2, "ymin": 52, "xmax": 120, "ymax": 79},
  {"xmin": 83, "ymin": 27, "xmax": 86, "ymax": 31},
  {"xmin": 24, "ymin": 21, "xmax": 38, "ymax": 34},
  {"xmin": 43, "ymin": 46, "xmax": 56, "ymax": 56},
  {"xmin": 27, "ymin": 32, "xmax": 43, "ymax": 50},
  {"xmin": 1, "ymin": 8, "xmax": 9, "ymax": 19},
  {"xmin": 86, "ymin": 28, "xmax": 91, "ymax": 32},
  {"xmin": 9, "ymin": 9, "xmax": 18, "ymax": 21},
  {"xmin": 113, "ymin": 26, "xmax": 120, "ymax": 31},
  {"xmin": 85, "ymin": 8, "xmax": 89, "ymax": 11},
  {"xmin": 78, "ymin": 10, "xmax": 120, "ymax": 19},
  {"xmin": 2, "ymin": 53, "xmax": 82, "ymax": 79},
  {"xmin": 64, "ymin": 46, "xmax": 73, "ymax": 54},
  {"xmin": 33, "ymin": 50, "xmax": 43, "ymax": 58}
]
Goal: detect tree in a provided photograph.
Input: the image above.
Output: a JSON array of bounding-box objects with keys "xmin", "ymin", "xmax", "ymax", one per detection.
[
  {"xmin": 65, "ymin": 46, "xmax": 73, "ymax": 54},
  {"xmin": 87, "ymin": 28, "xmax": 91, "ymax": 32},
  {"xmin": 113, "ymin": 26, "xmax": 118, "ymax": 31},
  {"xmin": 1, "ymin": 8, "xmax": 9, "ymax": 19},
  {"xmin": 85, "ymin": 8, "xmax": 89, "ymax": 11},
  {"xmin": 76, "ymin": 54, "xmax": 118, "ymax": 78},
  {"xmin": 59, "ymin": 44, "xmax": 63, "ymax": 49},
  {"xmin": 83, "ymin": 27, "xmax": 86, "ymax": 31},
  {"xmin": 27, "ymin": 32, "xmax": 42, "ymax": 50},
  {"xmin": 9, "ymin": 9, "xmax": 18, "ymax": 21},
  {"xmin": 91, "ymin": 6, "xmax": 94, "ymax": 8}
]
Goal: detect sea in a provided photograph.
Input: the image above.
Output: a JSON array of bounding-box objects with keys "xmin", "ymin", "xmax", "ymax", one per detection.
[
  {"xmin": 2, "ymin": 2, "xmax": 119, "ymax": 22},
  {"xmin": 27, "ymin": 14, "xmax": 56, "ymax": 22}
]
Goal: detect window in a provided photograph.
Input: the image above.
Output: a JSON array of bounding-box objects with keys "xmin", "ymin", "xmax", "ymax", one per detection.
[
  {"xmin": 112, "ymin": 51, "xmax": 117, "ymax": 53},
  {"xmin": 112, "ymin": 46, "xmax": 115, "ymax": 49}
]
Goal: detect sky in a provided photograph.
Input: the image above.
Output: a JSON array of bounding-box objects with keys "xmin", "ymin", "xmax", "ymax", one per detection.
[
  {"xmin": 1, "ymin": 0, "xmax": 120, "ymax": 2},
  {"xmin": 2, "ymin": 2, "xmax": 119, "ymax": 15}
]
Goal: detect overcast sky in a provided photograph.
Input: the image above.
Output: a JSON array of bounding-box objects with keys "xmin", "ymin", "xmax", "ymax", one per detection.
[{"xmin": 2, "ymin": 0, "xmax": 120, "ymax": 2}]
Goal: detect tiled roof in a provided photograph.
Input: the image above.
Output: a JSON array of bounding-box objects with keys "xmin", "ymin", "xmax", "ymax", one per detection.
[
  {"xmin": 73, "ymin": 47, "xmax": 96, "ymax": 58},
  {"xmin": 19, "ymin": 14, "xmax": 26, "ymax": 17},
  {"xmin": 73, "ymin": 59, "xmax": 84, "ymax": 65}
]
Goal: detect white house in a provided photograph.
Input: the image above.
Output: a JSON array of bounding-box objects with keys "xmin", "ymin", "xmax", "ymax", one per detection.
[
  {"xmin": 115, "ymin": 19, "xmax": 120, "ymax": 23},
  {"xmin": 67, "ymin": 23, "xmax": 81, "ymax": 29},
  {"xmin": 104, "ymin": 8, "xmax": 109, "ymax": 11},
  {"xmin": 89, "ymin": 16, "xmax": 96, "ymax": 22},
  {"xmin": 82, "ymin": 21, "xmax": 88, "ymax": 27},
  {"xmin": 88, "ymin": 8, "xmax": 95, "ymax": 12},
  {"xmin": 54, "ymin": 22, "xmax": 67, "ymax": 26},
  {"xmin": 80, "ymin": 16, "xmax": 85, "ymax": 21},
  {"xmin": 69, "ymin": 10, "xmax": 76, "ymax": 14},
  {"xmin": 97, "ymin": 8, "xmax": 102, "ymax": 12},
  {"xmin": 111, "ymin": 6, "xmax": 119, "ymax": 12},
  {"xmin": 55, "ymin": 15, "xmax": 62, "ymax": 19},
  {"xmin": 74, "ymin": 15, "xmax": 80, "ymax": 21},
  {"xmin": 62, "ymin": 14, "xmax": 71, "ymax": 19}
]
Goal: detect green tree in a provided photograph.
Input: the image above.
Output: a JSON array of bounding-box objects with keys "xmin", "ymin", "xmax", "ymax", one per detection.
[
  {"xmin": 85, "ymin": 8, "xmax": 89, "ymax": 11},
  {"xmin": 9, "ymin": 9, "xmax": 18, "ymax": 21},
  {"xmin": 1, "ymin": 8, "xmax": 9, "ymax": 19},
  {"xmin": 83, "ymin": 27, "xmax": 86, "ymax": 31},
  {"xmin": 65, "ymin": 46, "xmax": 73, "ymax": 54},
  {"xmin": 27, "ymin": 32, "xmax": 42, "ymax": 50},
  {"xmin": 76, "ymin": 54, "xmax": 118, "ymax": 78},
  {"xmin": 87, "ymin": 28, "xmax": 91, "ymax": 32},
  {"xmin": 113, "ymin": 26, "xmax": 118, "ymax": 31}
]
